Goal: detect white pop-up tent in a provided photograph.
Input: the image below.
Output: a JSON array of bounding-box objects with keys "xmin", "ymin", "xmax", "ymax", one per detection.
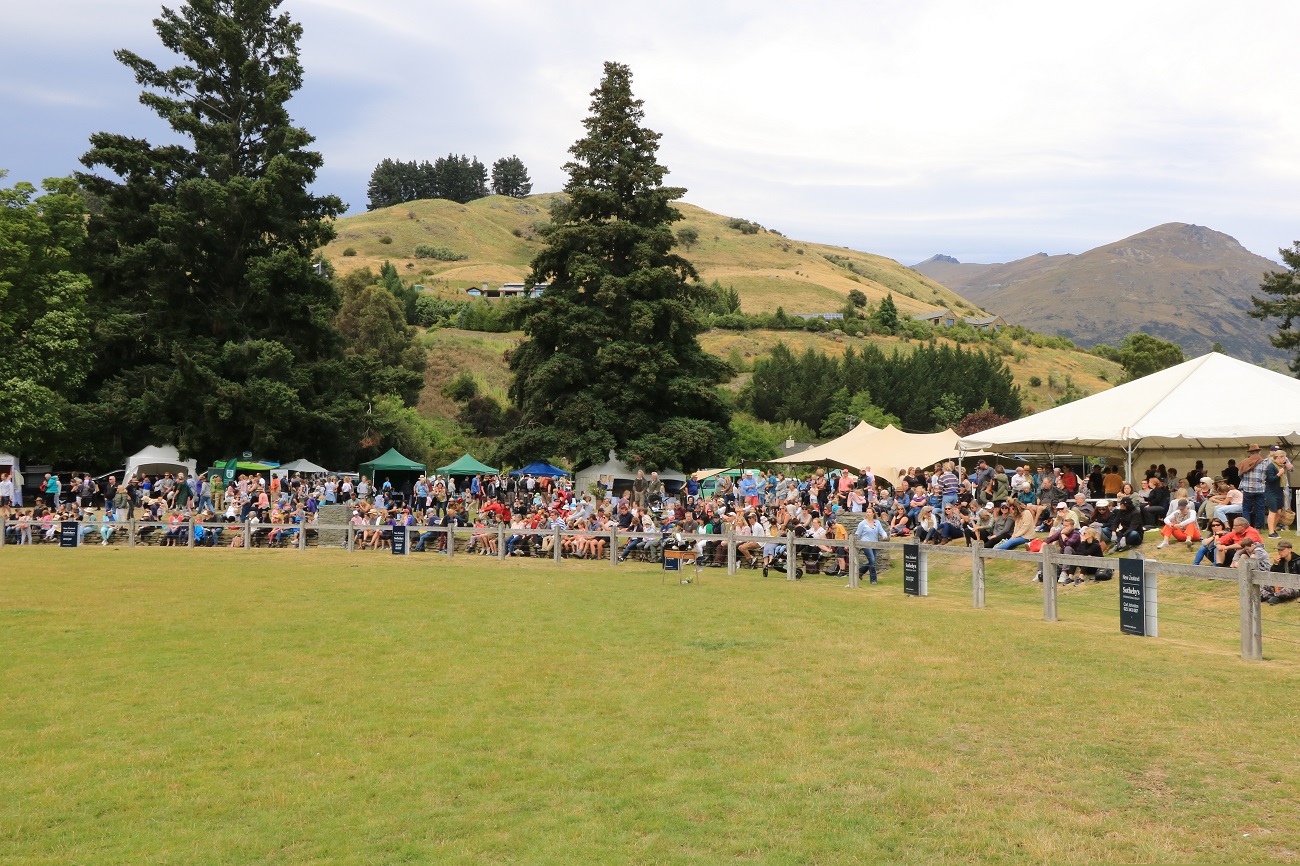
[
  {"xmin": 957, "ymin": 352, "xmax": 1300, "ymax": 480},
  {"xmin": 773, "ymin": 422, "xmax": 966, "ymax": 485},
  {"xmin": 278, "ymin": 458, "xmax": 329, "ymax": 476},
  {"xmin": 124, "ymin": 445, "xmax": 197, "ymax": 480},
  {"xmin": 573, "ymin": 451, "xmax": 687, "ymax": 498}
]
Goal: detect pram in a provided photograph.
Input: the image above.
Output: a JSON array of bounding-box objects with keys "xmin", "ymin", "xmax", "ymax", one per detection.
[{"xmin": 762, "ymin": 543, "xmax": 804, "ymax": 579}]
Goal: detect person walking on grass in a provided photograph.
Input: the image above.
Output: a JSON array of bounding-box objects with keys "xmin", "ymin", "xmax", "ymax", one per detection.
[{"xmin": 852, "ymin": 506, "xmax": 888, "ymax": 586}]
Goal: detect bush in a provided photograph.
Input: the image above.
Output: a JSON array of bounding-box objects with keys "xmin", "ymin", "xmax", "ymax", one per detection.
[
  {"xmin": 379, "ymin": 235, "xmax": 393, "ymax": 245},
  {"xmin": 414, "ymin": 244, "xmax": 468, "ymax": 261},
  {"xmin": 725, "ymin": 217, "xmax": 762, "ymax": 235},
  {"xmin": 414, "ymin": 295, "xmax": 468, "ymax": 328},
  {"xmin": 342, "ymin": 247, "xmax": 357, "ymax": 257},
  {"xmin": 1028, "ymin": 376, "xmax": 1043, "ymax": 388}
]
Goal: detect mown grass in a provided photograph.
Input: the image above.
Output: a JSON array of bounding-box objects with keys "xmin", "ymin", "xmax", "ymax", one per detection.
[{"xmin": 3, "ymin": 547, "xmax": 1300, "ymax": 864}]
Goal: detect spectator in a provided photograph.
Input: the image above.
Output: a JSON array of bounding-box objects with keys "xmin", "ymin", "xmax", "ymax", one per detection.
[
  {"xmin": 1043, "ymin": 517, "xmax": 1081, "ymax": 583},
  {"xmin": 984, "ymin": 501, "xmax": 1017, "ymax": 548},
  {"xmin": 1264, "ymin": 448, "xmax": 1293, "ymax": 538},
  {"xmin": 1263, "ymin": 540, "xmax": 1300, "ymax": 605},
  {"xmin": 1194, "ymin": 518, "xmax": 1227, "ymax": 566},
  {"xmin": 854, "ymin": 506, "xmax": 888, "ymax": 584},
  {"xmin": 1156, "ymin": 499, "xmax": 1200, "ymax": 549},
  {"xmin": 994, "ymin": 500, "xmax": 1038, "ymax": 550},
  {"xmin": 1237, "ymin": 444, "xmax": 1269, "ymax": 530},
  {"xmin": 1113, "ymin": 498, "xmax": 1145, "ymax": 550},
  {"xmin": 1062, "ymin": 523, "xmax": 1107, "ymax": 585},
  {"xmin": 1141, "ymin": 476, "xmax": 1170, "ymax": 528},
  {"xmin": 1216, "ymin": 517, "xmax": 1262, "ymax": 567}
]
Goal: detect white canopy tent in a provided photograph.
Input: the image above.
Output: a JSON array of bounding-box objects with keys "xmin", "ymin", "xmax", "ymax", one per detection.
[
  {"xmin": 573, "ymin": 451, "xmax": 688, "ymax": 498},
  {"xmin": 277, "ymin": 458, "xmax": 329, "ymax": 477},
  {"xmin": 774, "ymin": 423, "xmax": 967, "ymax": 486},
  {"xmin": 957, "ymin": 353, "xmax": 1300, "ymax": 480},
  {"xmin": 124, "ymin": 445, "xmax": 197, "ymax": 480},
  {"xmin": 769, "ymin": 421, "xmax": 879, "ymax": 469}
]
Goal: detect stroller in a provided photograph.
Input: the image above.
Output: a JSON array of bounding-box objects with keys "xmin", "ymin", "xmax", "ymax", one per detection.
[{"xmin": 762, "ymin": 541, "xmax": 804, "ymax": 579}]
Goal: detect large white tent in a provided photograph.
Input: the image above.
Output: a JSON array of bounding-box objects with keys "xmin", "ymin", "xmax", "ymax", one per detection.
[
  {"xmin": 772, "ymin": 422, "xmax": 966, "ymax": 485},
  {"xmin": 573, "ymin": 451, "xmax": 687, "ymax": 497},
  {"xmin": 957, "ymin": 352, "xmax": 1300, "ymax": 479},
  {"xmin": 125, "ymin": 445, "xmax": 197, "ymax": 480},
  {"xmin": 770, "ymin": 421, "xmax": 879, "ymax": 469}
]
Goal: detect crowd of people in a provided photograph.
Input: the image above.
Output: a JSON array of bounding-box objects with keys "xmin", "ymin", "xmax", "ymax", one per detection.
[{"xmin": 2, "ymin": 444, "xmax": 1296, "ymax": 601}]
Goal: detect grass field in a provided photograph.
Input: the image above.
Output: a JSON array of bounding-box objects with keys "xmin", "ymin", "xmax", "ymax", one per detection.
[{"xmin": 3, "ymin": 547, "xmax": 1299, "ymax": 864}]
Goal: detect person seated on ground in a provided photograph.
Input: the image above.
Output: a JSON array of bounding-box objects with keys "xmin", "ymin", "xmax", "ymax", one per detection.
[
  {"xmin": 266, "ymin": 508, "xmax": 287, "ymax": 547},
  {"xmin": 993, "ymin": 500, "xmax": 1037, "ymax": 550},
  {"xmin": 1156, "ymin": 499, "xmax": 1201, "ymax": 549},
  {"xmin": 1142, "ymin": 476, "xmax": 1171, "ymax": 528},
  {"xmin": 1043, "ymin": 517, "xmax": 1082, "ymax": 584},
  {"xmin": 906, "ymin": 488, "xmax": 928, "ymax": 524},
  {"xmin": 964, "ymin": 503, "xmax": 995, "ymax": 547},
  {"xmin": 1194, "ymin": 518, "xmax": 1228, "ymax": 566},
  {"xmin": 1060, "ymin": 523, "xmax": 1108, "ymax": 585},
  {"xmin": 983, "ymin": 501, "xmax": 1015, "ymax": 547},
  {"xmin": 888, "ymin": 501, "xmax": 911, "ymax": 537},
  {"xmin": 1112, "ymin": 498, "xmax": 1145, "ymax": 550},
  {"xmin": 913, "ymin": 505, "xmax": 939, "ymax": 543},
  {"xmin": 930, "ymin": 503, "xmax": 965, "ymax": 545},
  {"xmin": 1231, "ymin": 536, "xmax": 1271, "ymax": 573},
  {"xmin": 735, "ymin": 513, "xmax": 763, "ymax": 565},
  {"xmin": 502, "ymin": 515, "xmax": 527, "ymax": 557},
  {"xmin": 1069, "ymin": 492, "xmax": 1094, "ymax": 523},
  {"xmin": 1216, "ymin": 517, "xmax": 1262, "ymax": 567},
  {"xmin": 1263, "ymin": 540, "xmax": 1300, "ymax": 605}
]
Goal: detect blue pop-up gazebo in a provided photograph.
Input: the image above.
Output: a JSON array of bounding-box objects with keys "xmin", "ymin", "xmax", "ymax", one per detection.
[{"xmin": 508, "ymin": 461, "xmax": 570, "ymax": 478}]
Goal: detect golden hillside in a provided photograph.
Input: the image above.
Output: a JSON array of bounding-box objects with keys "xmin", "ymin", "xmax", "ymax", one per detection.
[{"xmin": 322, "ymin": 194, "xmax": 984, "ymax": 317}]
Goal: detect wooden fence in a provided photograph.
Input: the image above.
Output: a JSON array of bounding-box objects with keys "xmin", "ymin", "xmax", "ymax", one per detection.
[{"xmin": 5, "ymin": 518, "xmax": 1298, "ymax": 662}]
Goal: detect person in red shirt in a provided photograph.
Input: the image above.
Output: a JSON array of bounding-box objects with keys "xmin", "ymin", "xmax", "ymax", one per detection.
[{"xmin": 1216, "ymin": 517, "xmax": 1262, "ymax": 567}]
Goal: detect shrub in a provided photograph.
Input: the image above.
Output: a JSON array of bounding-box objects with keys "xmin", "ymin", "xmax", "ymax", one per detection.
[
  {"xmin": 725, "ymin": 217, "xmax": 762, "ymax": 235},
  {"xmin": 414, "ymin": 244, "xmax": 468, "ymax": 261},
  {"xmin": 379, "ymin": 235, "xmax": 393, "ymax": 244},
  {"xmin": 511, "ymin": 227, "xmax": 523, "ymax": 237},
  {"xmin": 414, "ymin": 295, "xmax": 468, "ymax": 328},
  {"xmin": 1028, "ymin": 376, "xmax": 1043, "ymax": 388},
  {"xmin": 342, "ymin": 247, "xmax": 357, "ymax": 257}
]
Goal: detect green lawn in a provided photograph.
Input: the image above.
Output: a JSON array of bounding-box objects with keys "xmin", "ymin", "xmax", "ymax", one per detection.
[{"xmin": 2, "ymin": 548, "xmax": 1299, "ymax": 864}]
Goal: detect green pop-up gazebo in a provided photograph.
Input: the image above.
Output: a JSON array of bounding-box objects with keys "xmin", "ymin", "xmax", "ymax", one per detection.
[
  {"xmin": 436, "ymin": 453, "xmax": 499, "ymax": 475},
  {"xmin": 360, "ymin": 447, "xmax": 426, "ymax": 477}
]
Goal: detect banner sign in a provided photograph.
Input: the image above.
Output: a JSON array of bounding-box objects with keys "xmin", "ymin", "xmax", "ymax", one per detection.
[
  {"xmin": 391, "ymin": 525, "xmax": 407, "ymax": 555},
  {"xmin": 59, "ymin": 521, "xmax": 79, "ymax": 548},
  {"xmin": 1120, "ymin": 557, "xmax": 1146, "ymax": 636},
  {"xmin": 904, "ymin": 544, "xmax": 927, "ymax": 596}
]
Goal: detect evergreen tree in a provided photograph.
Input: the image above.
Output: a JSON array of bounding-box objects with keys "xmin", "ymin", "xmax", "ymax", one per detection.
[
  {"xmin": 1251, "ymin": 242, "xmax": 1300, "ymax": 374},
  {"xmin": 0, "ymin": 175, "xmax": 93, "ymax": 461},
  {"xmin": 433, "ymin": 154, "xmax": 489, "ymax": 203},
  {"xmin": 498, "ymin": 62, "xmax": 731, "ymax": 469},
  {"xmin": 366, "ymin": 157, "xmax": 405, "ymax": 210},
  {"xmin": 872, "ymin": 293, "xmax": 900, "ymax": 332},
  {"xmin": 77, "ymin": 0, "xmax": 372, "ymax": 464},
  {"xmin": 491, "ymin": 155, "xmax": 533, "ymax": 197}
]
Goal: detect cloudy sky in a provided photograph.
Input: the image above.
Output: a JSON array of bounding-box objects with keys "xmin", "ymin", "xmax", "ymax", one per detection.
[{"xmin": 5, "ymin": 0, "xmax": 1299, "ymax": 265}]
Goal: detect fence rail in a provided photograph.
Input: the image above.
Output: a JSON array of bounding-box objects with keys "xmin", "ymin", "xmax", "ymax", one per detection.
[{"xmin": 5, "ymin": 518, "xmax": 1298, "ymax": 661}]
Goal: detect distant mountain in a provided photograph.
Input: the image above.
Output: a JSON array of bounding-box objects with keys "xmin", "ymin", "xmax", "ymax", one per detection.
[{"xmin": 911, "ymin": 224, "xmax": 1284, "ymax": 363}]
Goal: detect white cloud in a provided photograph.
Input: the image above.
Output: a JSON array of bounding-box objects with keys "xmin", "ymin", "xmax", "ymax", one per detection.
[{"xmin": 5, "ymin": 0, "xmax": 1300, "ymax": 263}]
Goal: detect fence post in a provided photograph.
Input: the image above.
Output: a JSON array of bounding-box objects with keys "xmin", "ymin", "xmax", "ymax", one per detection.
[
  {"xmin": 727, "ymin": 531, "xmax": 737, "ymax": 575},
  {"xmin": 346, "ymin": 523, "xmax": 355, "ymax": 552},
  {"xmin": 188, "ymin": 516, "xmax": 196, "ymax": 549},
  {"xmin": 0, "ymin": 517, "xmax": 6, "ymax": 547},
  {"xmin": 1240, "ymin": 558, "xmax": 1264, "ymax": 660},
  {"xmin": 1042, "ymin": 546, "xmax": 1058, "ymax": 622},
  {"xmin": 972, "ymin": 543, "xmax": 986, "ymax": 608},
  {"xmin": 786, "ymin": 531, "xmax": 797, "ymax": 581},
  {"xmin": 298, "ymin": 521, "xmax": 307, "ymax": 550},
  {"xmin": 498, "ymin": 525, "xmax": 506, "ymax": 561},
  {"xmin": 847, "ymin": 538, "xmax": 859, "ymax": 588},
  {"xmin": 553, "ymin": 526, "xmax": 562, "ymax": 563},
  {"xmin": 446, "ymin": 526, "xmax": 455, "ymax": 558},
  {"xmin": 242, "ymin": 520, "xmax": 251, "ymax": 550},
  {"xmin": 128, "ymin": 519, "xmax": 136, "ymax": 548},
  {"xmin": 610, "ymin": 527, "xmax": 618, "ymax": 567}
]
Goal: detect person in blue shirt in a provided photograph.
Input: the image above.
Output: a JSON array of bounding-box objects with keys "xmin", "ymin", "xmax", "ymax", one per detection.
[{"xmin": 854, "ymin": 506, "xmax": 888, "ymax": 584}]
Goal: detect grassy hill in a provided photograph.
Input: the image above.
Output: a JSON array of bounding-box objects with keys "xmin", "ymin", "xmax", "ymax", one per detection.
[
  {"xmin": 322, "ymin": 194, "xmax": 983, "ymax": 318},
  {"xmin": 421, "ymin": 327, "xmax": 1124, "ymax": 418},
  {"xmin": 912, "ymin": 223, "xmax": 1284, "ymax": 364}
]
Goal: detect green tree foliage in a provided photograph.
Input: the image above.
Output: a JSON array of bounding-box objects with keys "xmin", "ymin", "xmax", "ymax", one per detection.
[
  {"xmin": 744, "ymin": 341, "xmax": 1021, "ymax": 434},
  {"xmin": 675, "ymin": 225, "xmax": 699, "ymax": 250},
  {"xmin": 377, "ymin": 260, "xmax": 418, "ymax": 324},
  {"xmin": 872, "ymin": 293, "xmax": 900, "ymax": 332},
  {"xmin": 847, "ymin": 289, "xmax": 868, "ymax": 308},
  {"xmin": 490, "ymin": 155, "xmax": 532, "ymax": 198},
  {"xmin": 0, "ymin": 175, "xmax": 93, "ymax": 460},
  {"xmin": 334, "ymin": 270, "xmax": 426, "ymax": 405},
  {"xmin": 76, "ymin": 0, "xmax": 380, "ymax": 464},
  {"xmin": 499, "ymin": 62, "xmax": 731, "ymax": 469},
  {"xmin": 1251, "ymin": 242, "xmax": 1300, "ymax": 374},
  {"xmin": 725, "ymin": 417, "xmax": 781, "ymax": 464},
  {"xmin": 366, "ymin": 154, "xmax": 490, "ymax": 209},
  {"xmin": 1092, "ymin": 333, "xmax": 1185, "ymax": 381}
]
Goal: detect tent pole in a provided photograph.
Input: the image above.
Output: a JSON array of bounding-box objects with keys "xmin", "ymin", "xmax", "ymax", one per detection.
[{"xmin": 1125, "ymin": 442, "xmax": 1134, "ymax": 485}]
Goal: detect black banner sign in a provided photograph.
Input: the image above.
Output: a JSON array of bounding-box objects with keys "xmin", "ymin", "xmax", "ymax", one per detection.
[
  {"xmin": 904, "ymin": 544, "xmax": 920, "ymax": 596},
  {"xmin": 391, "ymin": 525, "xmax": 407, "ymax": 555},
  {"xmin": 1120, "ymin": 557, "xmax": 1145, "ymax": 636},
  {"xmin": 59, "ymin": 521, "xmax": 79, "ymax": 547}
]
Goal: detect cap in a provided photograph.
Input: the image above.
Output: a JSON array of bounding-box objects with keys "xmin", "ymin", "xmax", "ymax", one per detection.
[
  {"xmin": 1280, "ymin": 540, "xmax": 1294, "ymax": 550},
  {"xmin": 1056, "ymin": 502, "xmax": 1067, "ymax": 509},
  {"xmin": 981, "ymin": 504, "xmax": 992, "ymax": 511},
  {"xmin": 1095, "ymin": 499, "xmax": 1110, "ymax": 507}
]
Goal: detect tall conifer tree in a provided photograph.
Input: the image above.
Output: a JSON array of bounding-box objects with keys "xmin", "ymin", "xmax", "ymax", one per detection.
[{"xmin": 499, "ymin": 62, "xmax": 730, "ymax": 469}]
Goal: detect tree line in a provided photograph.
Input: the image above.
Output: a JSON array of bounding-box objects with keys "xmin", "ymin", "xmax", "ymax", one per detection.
[{"xmin": 367, "ymin": 154, "xmax": 531, "ymax": 210}]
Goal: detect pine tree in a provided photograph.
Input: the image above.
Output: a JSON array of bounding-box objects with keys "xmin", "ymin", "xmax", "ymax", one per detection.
[
  {"xmin": 77, "ymin": 0, "xmax": 374, "ymax": 464},
  {"xmin": 1251, "ymin": 242, "xmax": 1300, "ymax": 374},
  {"xmin": 872, "ymin": 293, "xmax": 900, "ymax": 332},
  {"xmin": 491, "ymin": 155, "xmax": 532, "ymax": 198},
  {"xmin": 498, "ymin": 62, "xmax": 731, "ymax": 469}
]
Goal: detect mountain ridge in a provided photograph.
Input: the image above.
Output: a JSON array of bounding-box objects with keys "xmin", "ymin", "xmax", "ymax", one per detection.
[{"xmin": 911, "ymin": 223, "xmax": 1283, "ymax": 363}]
